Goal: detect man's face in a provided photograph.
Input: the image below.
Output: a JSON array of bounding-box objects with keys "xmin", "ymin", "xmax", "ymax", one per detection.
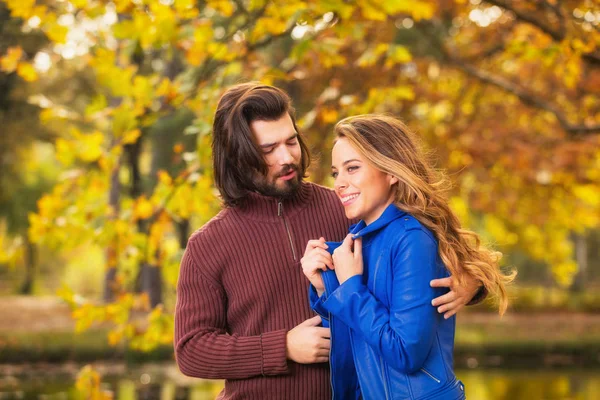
[{"xmin": 250, "ymin": 113, "xmax": 302, "ymax": 198}]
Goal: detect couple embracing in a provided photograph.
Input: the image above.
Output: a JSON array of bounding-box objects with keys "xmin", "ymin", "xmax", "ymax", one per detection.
[{"xmin": 174, "ymin": 82, "xmax": 514, "ymax": 400}]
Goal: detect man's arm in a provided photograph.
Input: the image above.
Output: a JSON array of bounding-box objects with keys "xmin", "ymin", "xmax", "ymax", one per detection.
[
  {"xmin": 174, "ymin": 247, "xmax": 289, "ymax": 379},
  {"xmin": 430, "ymin": 275, "xmax": 487, "ymax": 319}
]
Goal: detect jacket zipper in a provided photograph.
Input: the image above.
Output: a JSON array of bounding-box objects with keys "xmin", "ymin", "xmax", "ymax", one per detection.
[
  {"xmin": 420, "ymin": 367, "xmax": 441, "ymax": 383},
  {"xmin": 278, "ymin": 201, "xmax": 297, "ymax": 261},
  {"xmin": 328, "ymin": 311, "xmax": 336, "ymax": 399},
  {"xmin": 380, "ymin": 356, "xmax": 390, "ymax": 400}
]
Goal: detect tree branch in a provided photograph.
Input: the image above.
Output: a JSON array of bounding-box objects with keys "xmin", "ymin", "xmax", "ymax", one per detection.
[
  {"xmin": 452, "ymin": 60, "xmax": 600, "ymax": 135},
  {"xmin": 486, "ymin": 0, "xmax": 562, "ymax": 40},
  {"xmin": 485, "ymin": 0, "xmax": 600, "ymax": 66},
  {"xmin": 417, "ymin": 23, "xmax": 600, "ymax": 136}
]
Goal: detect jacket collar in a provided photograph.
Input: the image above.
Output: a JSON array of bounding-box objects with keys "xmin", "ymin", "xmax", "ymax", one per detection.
[
  {"xmin": 350, "ymin": 203, "xmax": 407, "ymax": 239},
  {"xmin": 232, "ymin": 181, "xmax": 313, "ymax": 223}
]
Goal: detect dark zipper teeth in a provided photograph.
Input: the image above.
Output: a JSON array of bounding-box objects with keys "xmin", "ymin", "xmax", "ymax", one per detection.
[
  {"xmin": 278, "ymin": 201, "xmax": 297, "ymax": 261},
  {"xmin": 421, "ymin": 368, "xmax": 441, "ymax": 383},
  {"xmin": 328, "ymin": 310, "xmax": 335, "ymax": 399}
]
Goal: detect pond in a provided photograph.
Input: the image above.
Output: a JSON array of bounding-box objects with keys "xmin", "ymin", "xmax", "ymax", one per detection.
[{"xmin": 1, "ymin": 363, "xmax": 599, "ymax": 400}]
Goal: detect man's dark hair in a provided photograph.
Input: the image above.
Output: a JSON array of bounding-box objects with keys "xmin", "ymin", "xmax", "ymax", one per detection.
[{"xmin": 212, "ymin": 82, "xmax": 311, "ymax": 207}]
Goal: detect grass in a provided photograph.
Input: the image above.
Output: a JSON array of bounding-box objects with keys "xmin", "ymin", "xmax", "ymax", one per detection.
[
  {"xmin": 0, "ymin": 330, "xmax": 173, "ymax": 364},
  {"xmin": 2, "ymin": 313, "xmax": 600, "ymax": 368}
]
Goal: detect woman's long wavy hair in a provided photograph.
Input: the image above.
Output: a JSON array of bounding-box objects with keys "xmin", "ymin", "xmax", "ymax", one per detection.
[{"xmin": 334, "ymin": 114, "xmax": 516, "ymax": 315}]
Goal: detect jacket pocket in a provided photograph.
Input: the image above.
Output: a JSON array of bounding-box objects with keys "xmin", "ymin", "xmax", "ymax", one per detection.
[
  {"xmin": 406, "ymin": 365, "xmax": 445, "ymax": 399},
  {"xmin": 420, "ymin": 367, "xmax": 441, "ymax": 383}
]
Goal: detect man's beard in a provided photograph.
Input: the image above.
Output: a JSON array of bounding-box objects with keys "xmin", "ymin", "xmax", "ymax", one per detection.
[{"xmin": 254, "ymin": 164, "xmax": 302, "ymax": 199}]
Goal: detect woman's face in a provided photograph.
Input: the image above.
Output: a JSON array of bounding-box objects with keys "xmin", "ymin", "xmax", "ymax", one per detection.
[{"xmin": 331, "ymin": 137, "xmax": 398, "ymax": 225}]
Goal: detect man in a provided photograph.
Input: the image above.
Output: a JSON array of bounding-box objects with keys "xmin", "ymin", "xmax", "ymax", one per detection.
[{"xmin": 174, "ymin": 82, "xmax": 483, "ymax": 399}]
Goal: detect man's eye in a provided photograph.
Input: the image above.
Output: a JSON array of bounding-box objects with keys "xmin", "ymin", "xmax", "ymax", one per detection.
[
  {"xmin": 263, "ymin": 148, "xmax": 275, "ymax": 154},
  {"xmin": 287, "ymin": 138, "xmax": 298, "ymax": 145}
]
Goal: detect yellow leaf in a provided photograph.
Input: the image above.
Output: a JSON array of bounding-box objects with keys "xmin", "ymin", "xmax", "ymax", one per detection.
[
  {"xmin": 320, "ymin": 108, "xmax": 338, "ymax": 124},
  {"xmin": 78, "ymin": 131, "xmax": 105, "ymax": 162},
  {"xmin": 70, "ymin": 0, "xmax": 88, "ymax": 8},
  {"xmin": 157, "ymin": 170, "xmax": 172, "ymax": 185},
  {"xmin": 112, "ymin": 106, "xmax": 138, "ymax": 137},
  {"xmin": 85, "ymin": 94, "xmax": 108, "ymax": 117},
  {"xmin": 573, "ymin": 184, "xmax": 600, "ymax": 207},
  {"xmin": 112, "ymin": 20, "xmax": 136, "ymax": 40},
  {"xmin": 4, "ymin": 0, "xmax": 36, "ymax": 19},
  {"xmin": 108, "ymin": 330, "xmax": 122, "ymax": 346},
  {"xmin": 45, "ymin": 22, "xmax": 69, "ymax": 44},
  {"xmin": 207, "ymin": 0, "xmax": 235, "ymax": 16},
  {"xmin": 360, "ymin": 2, "xmax": 387, "ymax": 21},
  {"xmin": 114, "ymin": 0, "xmax": 134, "ymax": 13},
  {"xmin": 0, "ymin": 47, "xmax": 23, "ymax": 73},
  {"xmin": 173, "ymin": 143, "xmax": 184, "ymax": 154},
  {"xmin": 388, "ymin": 45, "xmax": 412, "ymax": 64},
  {"xmin": 132, "ymin": 76, "xmax": 154, "ymax": 108},
  {"xmin": 122, "ymin": 129, "xmax": 141, "ymax": 145},
  {"xmin": 17, "ymin": 62, "xmax": 38, "ymax": 81},
  {"xmin": 134, "ymin": 196, "xmax": 154, "ymax": 220}
]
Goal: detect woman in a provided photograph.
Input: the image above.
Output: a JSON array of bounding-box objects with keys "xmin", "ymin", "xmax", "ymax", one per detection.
[{"xmin": 302, "ymin": 115, "xmax": 515, "ymax": 400}]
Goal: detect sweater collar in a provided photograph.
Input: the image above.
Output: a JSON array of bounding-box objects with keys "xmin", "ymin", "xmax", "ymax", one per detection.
[
  {"xmin": 233, "ymin": 181, "xmax": 313, "ymax": 222},
  {"xmin": 350, "ymin": 203, "xmax": 407, "ymax": 239}
]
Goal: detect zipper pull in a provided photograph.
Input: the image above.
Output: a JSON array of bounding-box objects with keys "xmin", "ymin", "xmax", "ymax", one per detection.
[{"xmin": 278, "ymin": 201, "xmax": 283, "ymax": 217}]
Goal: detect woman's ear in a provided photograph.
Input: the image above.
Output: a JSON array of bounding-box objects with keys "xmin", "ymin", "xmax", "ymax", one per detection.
[{"xmin": 388, "ymin": 175, "xmax": 399, "ymax": 186}]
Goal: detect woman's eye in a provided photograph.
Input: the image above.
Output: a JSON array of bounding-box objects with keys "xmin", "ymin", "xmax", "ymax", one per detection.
[
  {"xmin": 263, "ymin": 148, "xmax": 275, "ymax": 155},
  {"xmin": 331, "ymin": 171, "xmax": 338, "ymax": 178},
  {"xmin": 287, "ymin": 139, "xmax": 298, "ymax": 145},
  {"xmin": 347, "ymin": 166, "xmax": 359, "ymax": 172}
]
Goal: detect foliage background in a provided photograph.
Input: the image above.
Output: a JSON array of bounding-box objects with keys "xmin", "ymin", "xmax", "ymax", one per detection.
[{"xmin": 1, "ymin": 0, "xmax": 600, "ymax": 371}]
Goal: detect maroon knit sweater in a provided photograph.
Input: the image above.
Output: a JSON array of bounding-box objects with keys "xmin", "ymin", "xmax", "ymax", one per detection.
[{"xmin": 174, "ymin": 182, "xmax": 350, "ymax": 400}]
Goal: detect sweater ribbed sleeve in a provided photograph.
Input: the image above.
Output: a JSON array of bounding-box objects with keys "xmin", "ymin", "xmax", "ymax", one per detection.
[{"xmin": 175, "ymin": 246, "xmax": 289, "ymax": 379}]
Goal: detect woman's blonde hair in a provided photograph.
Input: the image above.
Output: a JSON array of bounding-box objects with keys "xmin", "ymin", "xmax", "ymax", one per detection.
[{"xmin": 334, "ymin": 114, "xmax": 516, "ymax": 315}]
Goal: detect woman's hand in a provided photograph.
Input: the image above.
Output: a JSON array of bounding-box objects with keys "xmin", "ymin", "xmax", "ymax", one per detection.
[
  {"xmin": 301, "ymin": 237, "xmax": 333, "ymax": 296},
  {"xmin": 332, "ymin": 234, "xmax": 363, "ymax": 284}
]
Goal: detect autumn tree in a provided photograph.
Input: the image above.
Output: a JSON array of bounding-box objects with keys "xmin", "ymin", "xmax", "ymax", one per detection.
[{"xmin": 1, "ymin": 0, "xmax": 599, "ymax": 348}]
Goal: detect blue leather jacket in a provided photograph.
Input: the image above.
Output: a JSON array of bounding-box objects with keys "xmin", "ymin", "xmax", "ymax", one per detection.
[{"xmin": 309, "ymin": 204, "xmax": 466, "ymax": 400}]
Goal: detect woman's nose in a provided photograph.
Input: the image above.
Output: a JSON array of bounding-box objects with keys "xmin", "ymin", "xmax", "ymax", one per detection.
[{"xmin": 334, "ymin": 177, "xmax": 347, "ymax": 191}]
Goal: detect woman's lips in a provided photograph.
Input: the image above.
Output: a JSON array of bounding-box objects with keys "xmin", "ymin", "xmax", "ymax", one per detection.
[{"xmin": 340, "ymin": 193, "xmax": 359, "ymax": 206}]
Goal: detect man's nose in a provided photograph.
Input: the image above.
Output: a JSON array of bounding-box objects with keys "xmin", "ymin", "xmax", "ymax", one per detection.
[{"xmin": 277, "ymin": 146, "xmax": 294, "ymax": 165}]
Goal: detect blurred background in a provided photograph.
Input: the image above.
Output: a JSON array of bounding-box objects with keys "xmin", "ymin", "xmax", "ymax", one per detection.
[{"xmin": 1, "ymin": 0, "xmax": 600, "ymax": 399}]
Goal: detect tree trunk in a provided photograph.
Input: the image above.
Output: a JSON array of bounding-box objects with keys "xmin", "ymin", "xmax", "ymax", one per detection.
[
  {"xmin": 176, "ymin": 219, "xmax": 190, "ymax": 249},
  {"xmin": 104, "ymin": 158, "xmax": 121, "ymax": 303},
  {"xmin": 139, "ymin": 262, "xmax": 162, "ymax": 307},
  {"xmin": 570, "ymin": 233, "xmax": 588, "ymax": 292},
  {"xmin": 18, "ymin": 237, "xmax": 36, "ymax": 294}
]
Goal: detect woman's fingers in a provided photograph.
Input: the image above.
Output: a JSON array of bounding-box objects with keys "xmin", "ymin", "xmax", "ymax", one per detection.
[
  {"xmin": 353, "ymin": 237, "xmax": 362, "ymax": 259},
  {"xmin": 305, "ymin": 238, "xmax": 328, "ymax": 252}
]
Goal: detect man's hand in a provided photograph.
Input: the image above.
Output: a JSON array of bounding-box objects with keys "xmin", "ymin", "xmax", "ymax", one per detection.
[
  {"xmin": 301, "ymin": 237, "xmax": 333, "ymax": 296},
  {"xmin": 430, "ymin": 275, "xmax": 482, "ymax": 319},
  {"xmin": 286, "ymin": 316, "xmax": 330, "ymax": 364},
  {"xmin": 332, "ymin": 235, "xmax": 363, "ymax": 284}
]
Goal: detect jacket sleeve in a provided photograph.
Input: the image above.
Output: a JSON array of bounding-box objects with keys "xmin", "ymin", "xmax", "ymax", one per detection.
[
  {"xmin": 467, "ymin": 285, "xmax": 488, "ymax": 305},
  {"xmin": 174, "ymin": 245, "xmax": 289, "ymax": 379},
  {"xmin": 322, "ymin": 229, "xmax": 442, "ymax": 373},
  {"xmin": 308, "ymin": 284, "xmax": 329, "ymax": 321}
]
